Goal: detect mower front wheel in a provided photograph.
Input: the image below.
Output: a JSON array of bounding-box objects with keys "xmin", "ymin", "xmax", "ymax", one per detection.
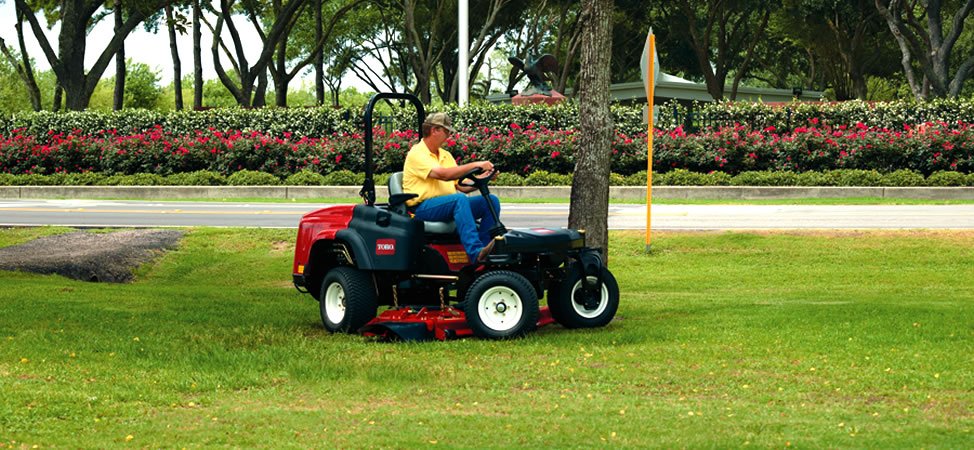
[
  {"xmin": 548, "ymin": 265, "xmax": 619, "ymax": 329},
  {"xmin": 319, "ymin": 267, "xmax": 377, "ymax": 333},
  {"xmin": 463, "ymin": 270, "xmax": 539, "ymax": 339}
]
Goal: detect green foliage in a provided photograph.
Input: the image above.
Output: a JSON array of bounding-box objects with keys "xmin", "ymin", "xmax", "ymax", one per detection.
[
  {"xmin": 227, "ymin": 170, "xmax": 281, "ymax": 186},
  {"xmin": 795, "ymin": 171, "xmax": 837, "ymax": 186},
  {"xmin": 624, "ymin": 171, "xmax": 648, "ymax": 186},
  {"xmin": 882, "ymin": 169, "xmax": 925, "ymax": 187},
  {"xmin": 115, "ymin": 173, "xmax": 171, "ymax": 186},
  {"xmin": 525, "ymin": 170, "xmax": 571, "ymax": 186},
  {"xmin": 609, "ymin": 172, "xmax": 627, "ymax": 186},
  {"xmin": 926, "ymin": 170, "xmax": 968, "ymax": 186},
  {"xmin": 49, "ymin": 172, "xmax": 106, "ymax": 186},
  {"xmin": 284, "ymin": 170, "xmax": 327, "ymax": 186},
  {"xmin": 968, "ymin": 173, "xmax": 974, "ymax": 186},
  {"xmin": 666, "ymin": 169, "xmax": 711, "ymax": 186},
  {"xmin": 167, "ymin": 170, "xmax": 227, "ymax": 186},
  {"xmin": 494, "ymin": 172, "xmax": 525, "ymax": 186},
  {"xmin": 830, "ymin": 169, "xmax": 885, "ymax": 186},
  {"xmin": 96, "ymin": 174, "xmax": 127, "ymax": 186},
  {"xmin": 706, "ymin": 171, "xmax": 732, "ymax": 186},
  {"xmin": 374, "ymin": 172, "xmax": 391, "ymax": 187},
  {"xmin": 322, "ymin": 170, "xmax": 363, "ymax": 186},
  {"xmin": 10, "ymin": 174, "xmax": 52, "ymax": 185}
]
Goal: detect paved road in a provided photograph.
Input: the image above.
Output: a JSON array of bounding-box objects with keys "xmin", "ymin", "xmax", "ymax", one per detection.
[{"xmin": 1, "ymin": 199, "xmax": 972, "ymax": 230}]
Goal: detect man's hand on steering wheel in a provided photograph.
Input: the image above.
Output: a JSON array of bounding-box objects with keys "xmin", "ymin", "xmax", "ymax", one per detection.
[{"xmin": 459, "ymin": 166, "xmax": 498, "ymax": 187}]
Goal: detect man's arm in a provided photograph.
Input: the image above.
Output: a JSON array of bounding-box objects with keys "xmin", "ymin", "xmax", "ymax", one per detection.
[{"xmin": 428, "ymin": 160, "xmax": 494, "ymax": 181}]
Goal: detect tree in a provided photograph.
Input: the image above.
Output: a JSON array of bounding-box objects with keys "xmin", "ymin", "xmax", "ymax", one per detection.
[
  {"xmin": 88, "ymin": 59, "xmax": 162, "ymax": 109},
  {"xmin": 500, "ymin": 0, "xmax": 583, "ymax": 95},
  {"xmin": 16, "ymin": 0, "xmax": 177, "ymax": 110},
  {"xmin": 206, "ymin": 0, "xmax": 310, "ymax": 106},
  {"xmin": 876, "ymin": 0, "xmax": 974, "ymax": 99},
  {"xmin": 164, "ymin": 4, "xmax": 188, "ymax": 110},
  {"xmin": 398, "ymin": 0, "xmax": 527, "ymax": 104},
  {"xmin": 114, "ymin": 0, "xmax": 126, "ymax": 110},
  {"xmin": 339, "ymin": 5, "xmax": 413, "ymax": 96},
  {"xmin": 399, "ymin": 0, "xmax": 453, "ymax": 103},
  {"xmin": 0, "ymin": 1, "xmax": 42, "ymax": 111},
  {"xmin": 661, "ymin": 0, "xmax": 774, "ymax": 100},
  {"xmin": 609, "ymin": 0, "xmax": 654, "ymax": 84},
  {"xmin": 568, "ymin": 0, "xmax": 613, "ymax": 259},
  {"xmin": 766, "ymin": 0, "xmax": 900, "ymax": 100},
  {"xmin": 439, "ymin": 0, "xmax": 523, "ymax": 103},
  {"xmin": 193, "ymin": 0, "xmax": 203, "ymax": 108},
  {"xmin": 124, "ymin": 61, "xmax": 163, "ymax": 108},
  {"xmin": 265, "ymin": 0, "xmax": 366, "ymax": 106}
]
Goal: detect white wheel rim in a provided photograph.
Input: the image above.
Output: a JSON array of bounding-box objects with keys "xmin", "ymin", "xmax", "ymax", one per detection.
[
  {"xmin": 477, "ymin": 286, "xmax": 524, "ymax": 332},
  {"xmin": 570, "ymin": 276, "xmax": 609, "ymax": 319},
  {"xmin": 324, "ymin": 282, "xmax": 346, "ymax": 324}
]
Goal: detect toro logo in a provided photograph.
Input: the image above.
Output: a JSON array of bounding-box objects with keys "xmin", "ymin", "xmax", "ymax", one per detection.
[{"xmin": 375, "ymin": 239, "xmax": 396, "ymax": 255}]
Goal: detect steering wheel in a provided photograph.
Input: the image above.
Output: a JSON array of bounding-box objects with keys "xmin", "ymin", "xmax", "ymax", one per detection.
[{"xmin": 457, "ymin": 167, "xmax": 491, "ymax": 190}]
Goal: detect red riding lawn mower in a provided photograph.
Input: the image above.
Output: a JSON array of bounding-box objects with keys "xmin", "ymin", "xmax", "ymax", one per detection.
[{"xmin": 291, "ymin": 93, "xmax": 619, "ymax": 341}]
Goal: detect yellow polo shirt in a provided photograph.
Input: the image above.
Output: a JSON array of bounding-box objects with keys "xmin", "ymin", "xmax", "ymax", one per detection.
[{"xmin": 403, "ymin": 139, "xmax": 458, "ymax": 207}]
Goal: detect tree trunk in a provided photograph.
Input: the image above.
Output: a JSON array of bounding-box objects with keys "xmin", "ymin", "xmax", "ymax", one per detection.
[
  {"xmin": 254, "ymin": 69, "xmax": 268, "ymax": 107},
  {"xmin": 193, "ymin": 0, "xmax": 203, "ymax": 109},
  {"xmin": 274, "ymin": 13, "xmax": 288, "ymax": 107},
  {"xmin": 113, "ymin": 0, "xmax": 125, "ymax": 110},
  {"xmin": 166, "ymin": 6, "xmax": 183, "ymax": 110},
  {"xmin": 2, "ymin": 6, "xmax": 42, "ymax": 111},
  {"xmin": 314, "ymin": 0, "xmax": 324, "ymax": 106},
  {"xmin": 568, "ymin": 0, "xmax": 613, "ymax": 259},
  {"xmin": 53, "ymin": 84, "xmax": 62, "ymax": 111}
]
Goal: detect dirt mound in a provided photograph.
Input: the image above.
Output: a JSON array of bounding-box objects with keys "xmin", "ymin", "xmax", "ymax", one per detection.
[{"xmin": 0, "ymin": 229, "xmax": 185, "ymax": 283}]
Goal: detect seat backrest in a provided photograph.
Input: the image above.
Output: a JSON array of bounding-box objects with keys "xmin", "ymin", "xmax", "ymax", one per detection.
[
  {"xmin": 388, "ymin": 172, "xmax": 404, "ymax": 196},
  {"xmin": 386, "ymin": 171, "xmax": 457, "ymax": 234}
]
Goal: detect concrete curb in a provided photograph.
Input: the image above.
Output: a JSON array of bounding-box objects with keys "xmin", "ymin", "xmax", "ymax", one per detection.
[{"xmin": 1, "ymin": 185, "xmax": 972, "ymax": 200}]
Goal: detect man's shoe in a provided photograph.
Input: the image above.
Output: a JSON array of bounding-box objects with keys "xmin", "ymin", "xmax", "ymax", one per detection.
[{"xmin": 476, "ymin": 239, "xmax": 496, "ymax": 263}]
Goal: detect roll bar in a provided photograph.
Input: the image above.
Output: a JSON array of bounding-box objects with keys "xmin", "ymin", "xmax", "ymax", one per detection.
[{"xmin": 360, "ymin": 93, "xmax": 426, "ymax": 206}]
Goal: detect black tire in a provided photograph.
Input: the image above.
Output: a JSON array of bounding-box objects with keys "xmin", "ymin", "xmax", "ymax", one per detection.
[
  {"xmin": 548, "ymin": 265, "xmax": 619, "ymax": 329},
  {"xmin": 319, "ymin": 267, "xmax": 378, "ymax": 333},
  {"xmin": 463, "ymin": 270, "xmax": 539, "ymax": 339}
]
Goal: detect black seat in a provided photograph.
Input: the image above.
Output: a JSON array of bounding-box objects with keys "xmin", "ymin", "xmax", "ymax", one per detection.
[{"xmin": 387, "ymin": 172, "xmax": 457, "ymax": 234}]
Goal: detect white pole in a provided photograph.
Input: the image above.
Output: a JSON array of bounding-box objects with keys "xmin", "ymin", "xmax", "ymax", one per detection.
[{"xmin": 458, "ymin": 0, "xmax": 469, "ymax": 106}]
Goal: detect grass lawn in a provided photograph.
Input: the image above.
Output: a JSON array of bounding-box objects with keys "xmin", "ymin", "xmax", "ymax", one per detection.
[{"xmin": 1, "ymin": 228, "xmax": 972, "ymax": 447}]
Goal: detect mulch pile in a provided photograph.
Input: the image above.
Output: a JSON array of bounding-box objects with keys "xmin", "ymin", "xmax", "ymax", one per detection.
[{"xmin": 0, "ymin": 229, "xmax": 185, "ymax": 283}]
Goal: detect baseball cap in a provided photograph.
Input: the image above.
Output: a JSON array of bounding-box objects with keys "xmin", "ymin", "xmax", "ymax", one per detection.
[{"xmin": 424, "ymin": 112, "xmax": 455, "ymax": 134}]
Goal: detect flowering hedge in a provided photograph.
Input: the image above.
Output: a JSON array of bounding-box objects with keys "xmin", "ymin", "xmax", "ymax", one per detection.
[{"xmin": 1, "ymin": 119, "xmax": 972, "ymax": 179}]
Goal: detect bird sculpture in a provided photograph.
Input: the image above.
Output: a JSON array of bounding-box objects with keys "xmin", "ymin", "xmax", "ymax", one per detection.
[{"xmin": 508, "ymin": 53, "xmax": 559, "ymax": 96}]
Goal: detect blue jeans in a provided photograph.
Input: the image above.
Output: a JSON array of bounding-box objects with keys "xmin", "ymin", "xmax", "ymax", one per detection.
[{"xmin": 413, "ymin": 193, "xmax": 501, "ymax": 261}]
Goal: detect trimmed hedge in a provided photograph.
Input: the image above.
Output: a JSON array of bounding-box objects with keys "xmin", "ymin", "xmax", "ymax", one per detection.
[
  {"xmin": 4, "ymin": 98, "xmax": 974, "ymax": 144},
  {"xmin": 1, "ymin": 169, "xmax": 971, "ymax": 187}
]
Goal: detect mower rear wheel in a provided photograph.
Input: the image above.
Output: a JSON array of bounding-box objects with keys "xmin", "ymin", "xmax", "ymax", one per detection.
[
  {"xmin": 463, "ymin": 270, "xmax": 539, "ymax": 339},
  {"xmin": 548, "ymin": 265, "xmax": 619, "ymax": 329},
  {"xmin": 319, "ymin": 266, "xmax": 377, "ymax": 333}
]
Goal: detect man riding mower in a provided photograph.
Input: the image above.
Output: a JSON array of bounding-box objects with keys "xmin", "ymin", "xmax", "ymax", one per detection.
[{"xmin": 291, "ymin": 93, "xmax": 619, "ymax": 341}]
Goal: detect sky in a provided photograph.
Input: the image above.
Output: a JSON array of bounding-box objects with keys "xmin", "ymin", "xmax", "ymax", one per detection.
[{"xmin": 0, "ymin": 3, "xmax": 369, "ymax": 92}]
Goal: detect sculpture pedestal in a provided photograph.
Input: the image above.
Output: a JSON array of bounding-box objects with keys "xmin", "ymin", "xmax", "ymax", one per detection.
[{"xmin": 512, "ymin": 90, "xmax": 566, "ymax": 106}]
